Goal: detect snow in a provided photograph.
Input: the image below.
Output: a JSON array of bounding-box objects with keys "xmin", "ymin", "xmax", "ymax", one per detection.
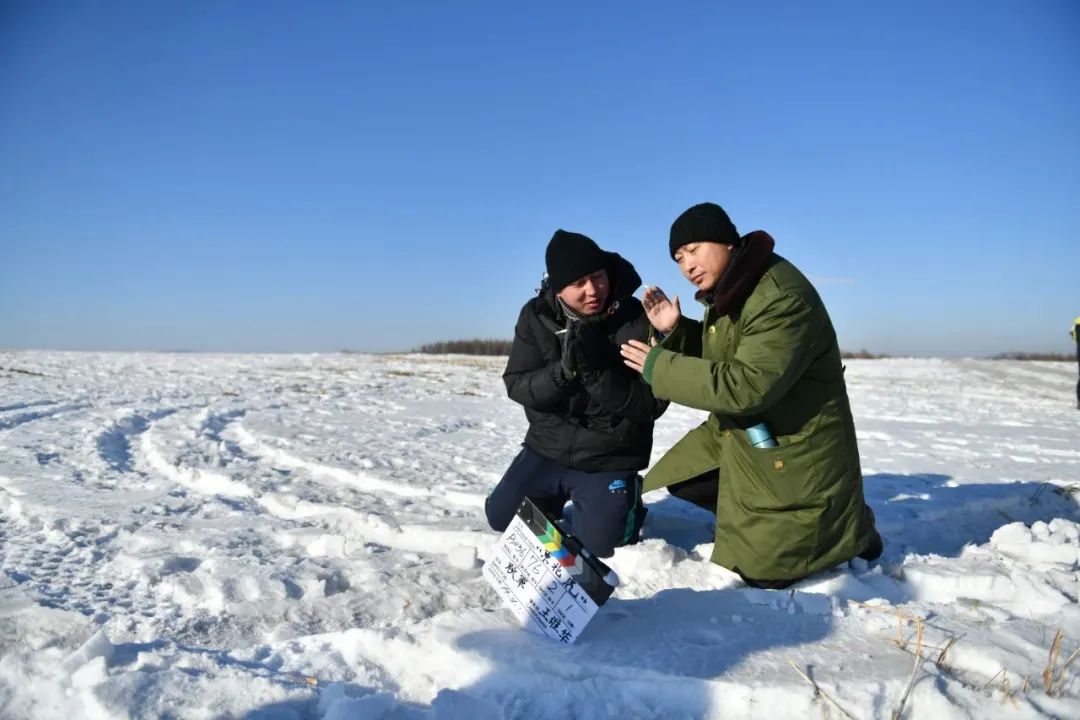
[{"xmin": 0, "ymin": 351, "xmax": 1077, "ymax": 719}]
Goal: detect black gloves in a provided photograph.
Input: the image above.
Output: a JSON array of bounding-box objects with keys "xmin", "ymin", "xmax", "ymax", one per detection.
[{"xmin": 561, "ymin": 321, "xmax": 611, "ymax": 380}]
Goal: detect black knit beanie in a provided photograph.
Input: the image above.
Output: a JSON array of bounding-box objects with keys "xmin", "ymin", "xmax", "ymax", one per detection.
[
  {"xmin": 545, "ymin": 230, "xmax": 608, "ymax": 290},
  {"xmin": 669, "ymin": 202, "xmax": 740, "ymax": 259}
]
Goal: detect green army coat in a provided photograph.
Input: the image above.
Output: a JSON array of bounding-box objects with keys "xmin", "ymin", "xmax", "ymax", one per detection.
[{"xmin": 643, "ymin": 253, "xmax": 878, "ymax": 582}]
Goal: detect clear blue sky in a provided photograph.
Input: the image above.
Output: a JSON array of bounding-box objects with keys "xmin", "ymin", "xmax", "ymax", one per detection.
[{"xmin": 2, "ymin": 1, "xmax": 1077, "ymax": 356}]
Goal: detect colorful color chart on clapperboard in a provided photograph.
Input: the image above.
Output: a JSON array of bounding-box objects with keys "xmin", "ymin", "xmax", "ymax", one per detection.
[{"xmin": 483, "ymin": 498, "xmax": 614, "ymax": 644}]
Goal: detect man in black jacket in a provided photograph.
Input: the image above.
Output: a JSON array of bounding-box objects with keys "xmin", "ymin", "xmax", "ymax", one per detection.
[{"xmin": 485, "ymin": 230, "xmax": 667, "ymax": 558}]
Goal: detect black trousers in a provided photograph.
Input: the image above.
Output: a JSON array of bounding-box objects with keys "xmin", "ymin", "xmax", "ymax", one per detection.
[
  {"xmin": 668, "ymin": 470, "xmax": 721, "ymax": 512},
  {"xmin": 485, "ymin": 445, "xmax": 646, "ymax": 558},
  {"xmin": 668, "ymin": 470, "xmax": 799, "ymax": 588}
]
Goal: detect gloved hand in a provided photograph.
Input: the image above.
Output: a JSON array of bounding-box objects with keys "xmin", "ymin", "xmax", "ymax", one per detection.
[
  {"xmin": 566, "ymin": 321, "xmax": 611, "ymax": 378},
  {"xmin": 558, "ymin": 324, "xmax": 579, "ymax": 380}
]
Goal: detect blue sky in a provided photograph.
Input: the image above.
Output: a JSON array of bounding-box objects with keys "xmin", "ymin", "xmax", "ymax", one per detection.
[{"xmin": 2, "ymin": 1, "xmax": 1077, "ymax": 356}]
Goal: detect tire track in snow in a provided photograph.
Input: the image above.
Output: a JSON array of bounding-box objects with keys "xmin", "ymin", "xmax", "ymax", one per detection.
[
  {"xmin": 95, "ymin": 408, "xmax": 181, "ymax": 473},
  {"xmin": 139, "ymin": 423, "xmax": 254, "ymax": 499},
  {"xmin": 256, "ymin": 491, "xmax": 490, "ymax": 560},
  {"xmin": 0, "ymin": 399, "xmax": 58, "ymax": 414},
  {"xmin": 131, "ymin": 413, "xmax": 487, "ymax": 561},
  {"xmin": 231, "ymin": 425, "xmax": 482, "ymax": 508},
  {"xmin": 197, "ymin": 408, "xmax": 260, "ymax": 462},
  {"xmin": 0, "ymin": 403, "xmax": 91, "ymax": 432}
]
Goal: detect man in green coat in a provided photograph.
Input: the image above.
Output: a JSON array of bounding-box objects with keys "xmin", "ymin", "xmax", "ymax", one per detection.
[{"xmin": 621, "ymin": 202, "xmax": 881, "ymax": 589}]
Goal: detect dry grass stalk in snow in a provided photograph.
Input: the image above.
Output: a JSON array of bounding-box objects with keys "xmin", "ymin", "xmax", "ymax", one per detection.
[
  {"xmin": 982, "ymin": 668, "xmax": 1006, "ymax": 691},
  {"xmin": 1043, "ymin": 629, "xmax": 1063, "ymax": 694},
  {"xmin": 1044, "ymin": 630, "xmax": 1079, "ymax": 698},
  {"xmin": 785, "ymin": 660, "xmax": 857, "ymax": 720},
  {"xmin": 892, "ymin": 617, "xmax": 926, "ymax": 720},
  {"xmin": 935, "ymin": 636, "xmax": 959, "ymax": 670}
]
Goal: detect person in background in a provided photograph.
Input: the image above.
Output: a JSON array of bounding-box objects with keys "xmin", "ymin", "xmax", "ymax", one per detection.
[
  {"xmin": 485, "ymin": 230, "xmax": 667, "ymax": 557},
  {"xmin": 1071, "ymin": 315, "xmax": 1080, "ymax": 409},
  {"xmin": 621, "ymin": 202, "xmax": 881, "ymax": 588}
]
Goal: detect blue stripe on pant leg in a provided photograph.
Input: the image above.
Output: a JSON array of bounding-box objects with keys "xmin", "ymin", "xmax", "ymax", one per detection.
[{"xmin": 621, "ymin": 474, "xmax": 643, "ymax": 544}]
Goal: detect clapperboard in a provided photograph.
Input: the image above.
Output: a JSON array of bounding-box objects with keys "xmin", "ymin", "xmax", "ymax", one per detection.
[{"xmin": 483, "ymin": 498, "xmax": 616, "ymax": 644}]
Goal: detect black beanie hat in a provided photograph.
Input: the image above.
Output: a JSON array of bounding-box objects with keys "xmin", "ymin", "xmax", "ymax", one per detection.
[
  {"xmin": 669, "ymin": 202, "xmax": 740, "ymax": 259},
  {"xmin": 545, "ymin": 229, "xmax": 609, "ymax": 290}
]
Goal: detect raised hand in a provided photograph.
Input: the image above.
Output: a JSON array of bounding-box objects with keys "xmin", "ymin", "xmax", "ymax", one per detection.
[{"xmin": 642, "ymin": 286, "xmax": 680, "ymax": 335}]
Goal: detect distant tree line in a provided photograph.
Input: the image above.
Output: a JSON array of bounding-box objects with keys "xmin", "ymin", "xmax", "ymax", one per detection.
[
  {"xmin": 840, "ymin": 349, "xmax": 890, "ymax": 359},
  {"xmin": 991, "ymin": 352, "xmax": 1075, "ymax": 361},
  {"xmin": 416, "ymin": 339, "xmax": 513, "ymax": 355}
]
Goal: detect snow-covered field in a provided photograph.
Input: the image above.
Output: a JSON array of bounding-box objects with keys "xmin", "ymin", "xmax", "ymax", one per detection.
[{"xmin": 0, "ymin": 351, "xmax": 1077, "ymax": 719}]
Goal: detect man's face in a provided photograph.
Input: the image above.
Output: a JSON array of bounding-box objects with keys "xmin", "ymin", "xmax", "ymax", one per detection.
[
  {"xmin": 557, "ymin": 268, "xmax": 609, "ymax": 316},
  {"xmin": 674, "ymin": 242, "xmax": 736, "ymax": 292}
]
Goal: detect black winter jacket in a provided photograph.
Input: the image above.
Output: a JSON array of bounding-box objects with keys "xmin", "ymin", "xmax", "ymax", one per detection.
[{"xmin": 503, "ymin": 255, "xmax": 667, "ymax": 472}]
